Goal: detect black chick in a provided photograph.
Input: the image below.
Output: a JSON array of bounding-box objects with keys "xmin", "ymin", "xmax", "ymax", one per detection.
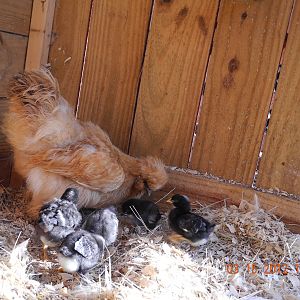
[
  {"xmin": 37, "ymin": 188, "xmax": 82, "ymax": 259},
  {"xmin": 122, "ymin": 198, "xmax": 161, "ymax": 230},
  {"xmin": 58, "ymin": 229, "xmax": 105, "ymax": 274},
  {"xmin": 167, "ymin": 194, "xmax": 215, "ymax": 246},
  {"xmin": 83, "ymin": 206, "xmax": 119, "ymax": 246}
]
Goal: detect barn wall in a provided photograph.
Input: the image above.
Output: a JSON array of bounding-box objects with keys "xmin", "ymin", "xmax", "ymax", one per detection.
[
  {"xmin": 0, "ymin": 0, "xmax": 33, "ymax": 186},
  {"xmin": 2, "ymin": 0, "xmax": 300, "ymax": 203},
  {"xmin": 48, "ymin": 0, "xmax": 300, "ymax": 199}
]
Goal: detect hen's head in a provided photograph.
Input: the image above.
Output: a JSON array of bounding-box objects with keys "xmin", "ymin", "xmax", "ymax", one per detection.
[{"xmin": 131, "ymin": 156, "xmax": 168, "ymax": 197}]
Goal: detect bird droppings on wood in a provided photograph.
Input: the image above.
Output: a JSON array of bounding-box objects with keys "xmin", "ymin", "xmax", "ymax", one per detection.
[
  {"xmin": 0, "ymin": 187, "xmax": 300, "ymax": 299},
  {"xmin": 197, "ymin": 16, "xmax": 208, "ymax": 36}
]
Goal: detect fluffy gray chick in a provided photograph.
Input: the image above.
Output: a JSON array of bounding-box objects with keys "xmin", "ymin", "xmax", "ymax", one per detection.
[
  {"xmin": 83, "ymin": 206, "xmax": 119, "ymax": 246},
  {"xmin": 58, "ymin": 229, "xmax": 105, "ymax": 274},
  {"xmin": 37, "ymin": 188, "xmax": 82, "ymax": 258}
]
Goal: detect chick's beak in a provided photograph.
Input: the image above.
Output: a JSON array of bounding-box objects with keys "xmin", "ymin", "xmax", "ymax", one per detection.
[
  {"xmin": 166, "ymin": 197, "xmax": 172, "ymax": 204},
  {"xmin": 144, "ymin": 181, "xmax": 151, "ymax": 196}
]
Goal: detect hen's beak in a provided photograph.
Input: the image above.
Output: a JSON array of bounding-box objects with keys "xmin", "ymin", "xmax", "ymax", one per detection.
[{"xmin": 166, "ymin": 197, "xmax": 172, "ymax": 204}]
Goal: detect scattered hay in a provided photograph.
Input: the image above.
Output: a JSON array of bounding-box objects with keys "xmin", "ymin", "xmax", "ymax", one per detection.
[{"xmin": 0, "ymin": 187, "xmax": 299, "ymax": 300}]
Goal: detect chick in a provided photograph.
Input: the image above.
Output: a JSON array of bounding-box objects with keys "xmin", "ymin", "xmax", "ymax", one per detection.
[
  {"xmin": 122, "ymin": 198, "xmax": 161, "ymax": 230},
  {"xmin": 167, "ymin": 194, "xmax": 215, "ymax": 246},
  {"xmin": 37, "ymin": 188, "xmax": 82, "ymax": 259},
  {"xmin": 58, "ymin": 229, "xmax": 105, "ymax": 274},
  {"xmin": 83, "ymin": 206, "xmax": 119, "ymax": 246}
]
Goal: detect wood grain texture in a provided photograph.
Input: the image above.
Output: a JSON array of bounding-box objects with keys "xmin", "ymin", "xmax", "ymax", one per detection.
[
  {"xmin": 0, "ymin": 98, "xmax": 10, "ymax": 156},
  {"xmin": 161, "ymin": 169, "xmax": 300, "ymax": 229},
  {"xmin": 0, "ymin": 155, "xmax": 12, "ymax": 187},
  {"xmin": 0, "ymin": 0, "xmax": 32, "ymax": 36},
  {"xmin": 256, "ymin": 2, "xmax": 300, "ymax": 196},
  {"xmin": 48, "ymin": 0, "xmax": 92, "ymax": 108},
  {"xmin": 190, "ymin": 0, "xmax": 293, "ymax": 184},
  {"xmin": 77, "ymin": 0, "xmax": 152, "ymax": 152},
  {"xmin": 129, "ymin": 0, "xmax": 219, "ymax": 166},
  {"xmin": 25, "ymin": 0, "xmax": 56, "ymax": 70},
  {"xmin": 0, "ymin": 32, "xmax": 28, "ymax": 97}
]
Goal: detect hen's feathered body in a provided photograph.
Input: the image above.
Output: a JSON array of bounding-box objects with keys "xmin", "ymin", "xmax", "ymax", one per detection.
[{"xmin": 3, "ymin": 68, "xmax": 168, "ymax": 218}]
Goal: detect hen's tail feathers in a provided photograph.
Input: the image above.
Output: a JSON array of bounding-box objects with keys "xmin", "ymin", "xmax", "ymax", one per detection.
[
  {"xmin": 8, "ymin": 67, "xmax": 60, "ymax": 116},
  {"xmin": 139, "ymin": 156, "xmax": 168, "ymax": 191}
]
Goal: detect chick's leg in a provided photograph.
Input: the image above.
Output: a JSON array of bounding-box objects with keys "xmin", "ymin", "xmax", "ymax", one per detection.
[
  {"xmin": 42, "ymin": 243, "xmax": 49, "ymax": 261},
  {"xmin": 167, "ymin": 233, "xmax": 189, "ymax": 244}
]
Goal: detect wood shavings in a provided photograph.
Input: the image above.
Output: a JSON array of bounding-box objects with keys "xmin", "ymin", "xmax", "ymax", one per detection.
[{"xmin": 0, "ymin": 188, "xmax": 299, "ymax": 299}]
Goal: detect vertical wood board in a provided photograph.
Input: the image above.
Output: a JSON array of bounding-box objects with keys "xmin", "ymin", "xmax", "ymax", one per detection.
[
  {"xmin": 0, "ymin": 0, "xmax": 32, "ymax": 36},
  {"xmin": 48, "ymin": 0, "xmax": 92, "ymax": 108},
  {"xmin": 190, "ymin": 0, "xmax": 293, "ymax": 184},
  {"xmin": 257, "ymin": 1, "xmax": 300, "ymax": 195},
  {"xmin": 130, "ymin": 0, "xmax": 219, "ymax": 166},
  {"xmin": 77, "ymin": 0, "xmax": 153, "ymax": 152},
  {"xmin": 25, "ymin": 0, "xmax": 56, "ymax": 70},
  {"xmin": 0, "ymin": 32, "xmax": 28, "ymax": 97}
]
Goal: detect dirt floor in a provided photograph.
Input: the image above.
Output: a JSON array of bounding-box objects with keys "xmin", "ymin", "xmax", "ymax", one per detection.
[{"xmin": 0, "ymin": 187, "xmax": 300, "ymax": 300}]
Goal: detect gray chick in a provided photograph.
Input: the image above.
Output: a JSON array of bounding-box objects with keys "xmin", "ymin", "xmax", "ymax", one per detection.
[
  {"xmin": 83, "ymin": 206, "xmax": 119, "ymax": 246},
  {"xmin": 58, "ymin": 229, "xmax": 105, "ymax": 274},
  {"xmin": 37, "ymin": 188, "xmax": 82, "ymax": 259}
]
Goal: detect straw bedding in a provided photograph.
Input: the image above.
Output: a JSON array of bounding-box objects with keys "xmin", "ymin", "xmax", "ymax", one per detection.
[{"xmin": 0, "ymin": 187, "xmax": 299, "ymax": 300}]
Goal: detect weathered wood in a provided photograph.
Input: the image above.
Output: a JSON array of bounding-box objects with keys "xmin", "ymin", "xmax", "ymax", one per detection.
[
  {"xmin": 0, "ymin": 0, "xmax": 32, "ymax": 36},
  {"xmin": 190, "ymin": 0, "xmax": 293, "ymax": 184},
  {"xmin": 257, "ymin": 1, "xmax": 300, "ymax": 195},
  {"xmin": 77, "ymin": 0, "xmax": 153, "ymax": 152},
  {"xmin": 48, "ymin": 0, "xmax": 92, "ymax": 108},
  {"xmin": 129, "ymin": 0, "xmax": 219, "ymax": 166},
  {"xmin": 0, "ymin": 98, "xmax": 10, "ymax": 156},
  {"xmin": 25, "ymin": 0, "xmax": 56, "ymax": 70},
  {"xmin": 0, "ymin": 32, "xmax": 28, "ymax": 97},
  {"xmin": 0, "ymin": 155, "xmax": 12, "ymax": 187},
  {"xmin": 161, "ymin": 169, "xmax": 300, "ymax": 231}
]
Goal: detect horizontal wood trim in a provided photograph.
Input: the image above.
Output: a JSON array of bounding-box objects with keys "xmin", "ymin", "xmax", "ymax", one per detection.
[{"xmin": 160, "ymin": 169, "xmax": 300, "ymax": 233}]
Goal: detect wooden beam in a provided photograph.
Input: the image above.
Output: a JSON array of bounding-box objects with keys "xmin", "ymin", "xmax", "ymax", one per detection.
[
  {"xmin": 25, "ymin": 0, "xmax": 56, "ymax": 70},
  {"xmin": 161, "ymin": 169, "xmax": 300, "ymax": 231}
]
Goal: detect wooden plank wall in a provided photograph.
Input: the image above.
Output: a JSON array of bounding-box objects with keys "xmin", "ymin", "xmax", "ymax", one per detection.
[
  {"xmin": 190, "ymin": 0, "xmax": 293, "ymax": 184},
  {"xmin": 2, "ymin": 0, "xmax": 300, "ymax": 203},
  {"xmin": 48, "ymin": 0, "xmax": 92, "ymax": 108},
  {"xmin": 257, "ymin": 0, "xmax": 300, "ymax": 196},
  {"xmin": 129, "ymin": 0, "xmax": 219, "ymax": 166},
  {"xmin": 46, "ymin": 0, "xmax": 300, "ymax": 199},
  {"xmin": 0, "ymin": 0, "xmax": 33, "ymax": 186},
  {"xmin": 77, "ymin": 0, "xmax": 153, "ymax": 152}
]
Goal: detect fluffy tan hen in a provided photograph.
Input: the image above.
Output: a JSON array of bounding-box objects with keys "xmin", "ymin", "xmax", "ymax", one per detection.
[{"xmin": 3, "ymin": 68, "xmax": 168, "ymax": 218}]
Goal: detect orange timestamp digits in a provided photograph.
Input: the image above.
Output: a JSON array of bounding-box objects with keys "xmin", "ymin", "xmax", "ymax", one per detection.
[{"xmin": 225, "ymin": 263, "xmax": 300, "ymax": 275}]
